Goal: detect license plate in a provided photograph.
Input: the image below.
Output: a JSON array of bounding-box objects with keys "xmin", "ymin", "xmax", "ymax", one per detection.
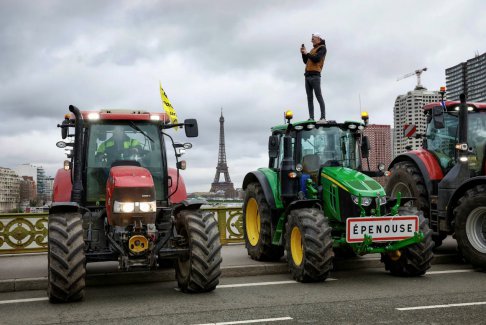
[{"xmin": 346, "ymin": 216, "xmax": 419, "ymax": 243}]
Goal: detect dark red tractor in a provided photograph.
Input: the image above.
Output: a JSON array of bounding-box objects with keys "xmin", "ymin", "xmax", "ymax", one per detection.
[
  {"xmin": 48, "ymin": 105, "xmax": 221, "ymax": 302},
  {"xmin": 386, "ymin": 92, "xmax": 486, "ymax": 268}
]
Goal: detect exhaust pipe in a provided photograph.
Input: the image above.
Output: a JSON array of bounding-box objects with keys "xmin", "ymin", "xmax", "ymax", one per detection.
[{"xmin": 69, "ymin": 105, "xmax": 84, "ymax": 204}]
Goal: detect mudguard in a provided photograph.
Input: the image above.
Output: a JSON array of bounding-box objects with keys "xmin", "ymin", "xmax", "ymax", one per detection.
[
  {"xmin": 49, "ymin": 202, "xmax": 80, "ymax": 215},
  {"xmin": 172, "ymin": 199, "xmax": 207, "ymax": 217},
  {"xmin": 52, "ymin": 169, "xmax": 72, "ymax": 203},
  {"xmin": 242, "ymin": 170, "xmax": 280, "ymax": 209},
  {"xmin": 446, "ymin": 176, "xmax": 486, "ymax": 222},
  {"xmin": 388, "ymin": 150, "xmax": 443, "ymax": 195},
  {"xmin": 168, "ymin": 167, "xmax": 187, "ymax": 204}
]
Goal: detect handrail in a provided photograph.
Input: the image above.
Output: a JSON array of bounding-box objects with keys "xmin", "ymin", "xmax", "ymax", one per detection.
[{"xmin": 0, "ymin": 206, "xmax": 244, "ymax": 254}]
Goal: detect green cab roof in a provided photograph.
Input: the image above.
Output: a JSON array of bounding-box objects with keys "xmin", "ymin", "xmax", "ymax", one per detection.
[{"xmin": 271, "ymin": 119, "xmax": 364, "ymax": 132}]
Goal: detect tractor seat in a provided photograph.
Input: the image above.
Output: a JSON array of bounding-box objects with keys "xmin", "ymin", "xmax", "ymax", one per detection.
[{"xmin": 302, "ymin": 154, "xmax": 320, "ymax": 173}]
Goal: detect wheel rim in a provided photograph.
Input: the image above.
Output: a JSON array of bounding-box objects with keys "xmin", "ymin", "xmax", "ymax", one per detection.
[
  {"xmin": 245, "ymin": 198, "xmax": 261, "ymax": 246},
  {"xmin": 391, "ymin": 182, "xmax": 412, "ymax": 197},
  {"xmin": 466, "ymin": 207, "xmax": 486, "ymax": 253},
  {"xmin": 290, "ymin": 226, "xmax": 303, "ymax": 266},
  {"xmin": 391, "ymin": 182, "xmax": 414, "ymax": 206}
]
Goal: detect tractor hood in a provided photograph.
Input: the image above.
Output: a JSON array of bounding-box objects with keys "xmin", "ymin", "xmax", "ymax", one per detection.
[
  {"xmin": 106, "ymin": 166, "xmax": 156, "ymax": 227},
  {"xmin": 320, "ymin": 167, "xmax": 385, "ymax": 197}
]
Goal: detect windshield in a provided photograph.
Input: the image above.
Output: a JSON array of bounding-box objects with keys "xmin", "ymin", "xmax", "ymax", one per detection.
[
  {"xmin": 426, "ymin": 112, "xmax": 458, "ymax": 171},
  {"xmin": 300, "ymin": 126, "xmax": 359, "ymax": 169},
  {"xmin": 468, "ymin": 111, "xmax": 486, "ymax": 175},
  {"xmin": 86, "ymin": 122, "xmax": 165, "ymax": 203}
]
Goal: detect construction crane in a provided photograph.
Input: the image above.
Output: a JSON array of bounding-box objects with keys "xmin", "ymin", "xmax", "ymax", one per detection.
[{"xmin": 397, "ymin": 67, "xmax": 428, "ymax": 90}]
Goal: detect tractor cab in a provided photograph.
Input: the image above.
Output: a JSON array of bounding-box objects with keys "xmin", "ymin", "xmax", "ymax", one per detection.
[{"xmin": 423, "ymin": 101, "xmax": 486, "ymax": 175}]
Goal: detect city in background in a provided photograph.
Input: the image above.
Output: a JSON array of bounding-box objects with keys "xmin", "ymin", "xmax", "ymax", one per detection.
[{"xmin": 0, "ymin": 52, "xmax": 485, "ymax": 212}]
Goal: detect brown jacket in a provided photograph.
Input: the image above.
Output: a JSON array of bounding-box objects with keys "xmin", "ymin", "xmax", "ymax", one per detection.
[{"xmin": 302, "ymin": 41, "xmax": 327, "ymax": 76}]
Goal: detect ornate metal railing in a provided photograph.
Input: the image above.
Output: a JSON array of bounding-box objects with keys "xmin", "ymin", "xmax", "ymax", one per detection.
[
  {"xmin": 0, "ymin": 207, "xmax": 244, "ymax": 254},
  {"xmin": 0, "ymin": 213, "xmax": 48, "ymax": 254}
]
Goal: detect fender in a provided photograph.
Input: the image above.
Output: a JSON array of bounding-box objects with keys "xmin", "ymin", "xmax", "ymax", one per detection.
[
  {"xmin": 446, "ymin": 176, "xmax": 486, "ymax": 223},
  {"xmin": 52, "ymin": 168, "xmax": 72, "ymax": 203},
  {"xmin": 243, "ymin": 170, "xmax": 281, "ymax": 209},
  {"xmin": 172, "ymin": 199, "xmax": 207, "ymax": 218},
  {"xmin": 168, "ymin": 167, "xmax": 187, "ymax": 204},
  {"xmin": 285, "ymin": 199, "xmax": 321, "ymax": 215},
  {"xmin": 49, "ymin": 202, "xmax": 80, "ymax": 215},
  {"xmin": 388, "ymin": 150, "xmax": 444, "ymax": 196}
]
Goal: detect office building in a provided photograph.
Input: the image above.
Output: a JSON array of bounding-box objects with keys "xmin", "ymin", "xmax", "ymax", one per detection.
[
  {"xmin": 393, "ymin": 89, "xmax": 441, "ymax": 157},
  {"xmin": 0, "ymin": 167, "xmax": 20, "ymax": 212},
  {"xmin": 446, "ymin": 52, "xmax": 486, "ymax": 102}
]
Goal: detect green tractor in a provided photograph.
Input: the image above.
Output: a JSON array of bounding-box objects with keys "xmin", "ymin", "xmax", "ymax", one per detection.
[{"xmin": 242, "ymin": 111, "xmax": 434, "ymax": 282}]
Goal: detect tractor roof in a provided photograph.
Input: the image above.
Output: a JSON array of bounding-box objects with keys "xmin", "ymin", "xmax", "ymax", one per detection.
[
  {"xmin": 271, "ymin": 119, "xmax": 364, "ymax": 132},
  {"xmin": 423, "ymin": 101, "xmax": 486, "ymax": 112},
  {"xmin": 66, "ymin": 109, "xmax": 170, "ymax": 122}
]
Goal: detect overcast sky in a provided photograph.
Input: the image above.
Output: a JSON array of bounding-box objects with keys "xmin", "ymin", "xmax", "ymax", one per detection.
[{"xmin": 0, "ymin": 0, "xmax": 484, "ymax": 192}]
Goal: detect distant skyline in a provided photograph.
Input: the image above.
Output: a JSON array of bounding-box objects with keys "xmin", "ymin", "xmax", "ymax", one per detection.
[{"xmin": 0, "ymin": 0, "xmax": 484, "ymax": 191}]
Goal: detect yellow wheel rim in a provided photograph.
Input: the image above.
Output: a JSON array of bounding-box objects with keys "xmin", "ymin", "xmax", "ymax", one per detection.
[
  {"xmin": 290, "ymin": 226, "xmax": 303, "ymax": 266},
  {"xmin": 246, "ymin": 198, "xmax": 261, "ymax": 247}
]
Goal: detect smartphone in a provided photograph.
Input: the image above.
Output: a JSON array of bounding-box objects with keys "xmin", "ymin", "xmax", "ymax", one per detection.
[{"xmin": 301, "ymin": 43, "xmax": 304, "ymax": 48}]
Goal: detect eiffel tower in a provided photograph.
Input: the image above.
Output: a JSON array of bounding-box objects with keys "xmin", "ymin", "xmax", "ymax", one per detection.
[{"xmin": 210, "ymin": 109, "xmax": 236, "ymax": 197}]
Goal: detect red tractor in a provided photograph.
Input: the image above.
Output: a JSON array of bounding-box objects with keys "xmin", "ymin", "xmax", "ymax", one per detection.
[
  {"xmin": 48, "ymin": 105, "xmax": 221, "ymax": 302},
  {"xmin": 386, "ymin": 93, "xmax": 486, "ymax": 268}
]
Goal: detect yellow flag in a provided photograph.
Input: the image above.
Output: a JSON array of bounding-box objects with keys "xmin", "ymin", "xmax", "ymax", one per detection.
[{"xmin": 159, "ymin": 81, "xmax": 179, "ymax": 130}]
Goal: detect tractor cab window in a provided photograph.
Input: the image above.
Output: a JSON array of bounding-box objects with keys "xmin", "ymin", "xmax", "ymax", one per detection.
[
  {"xmin": 467, "ymin": 112, "xmax": 486, "ymax": 175},
  {"xmin": 426, "ymin": 112, "xmax": 458, "ymax": 171},
  {"xmin": 86, "ymin": 123, "xmax": 165, "ymax": 203},
  {"xmin": 300, "ymin": 127, "xmax": 358, "ymax": 172}
]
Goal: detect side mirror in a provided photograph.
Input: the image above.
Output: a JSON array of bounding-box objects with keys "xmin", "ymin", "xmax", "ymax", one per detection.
[
  {"xmin": 268, "ymin": 135, "xmax": 279, "ymax": 158},
  {"xmin": 184, "ymin": 119, "xmax": 198, "ymax": 137},
  {"xmin": 432, "ymin": 106, "xmax": 445, "ymax": 129},
  {"xmin": 61, "ymin": 119, "xmax": 70, "ymax": 139},
  {"xmin": 361, "ymin": 136, "xmax": 370, "ymax": 158}
]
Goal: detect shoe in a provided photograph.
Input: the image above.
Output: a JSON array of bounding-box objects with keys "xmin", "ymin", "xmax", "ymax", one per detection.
[
  {"xmin": 308, "ymin": 118, "xmax": 315, "ymax": 121},
  {"xmin": 316, "ymin": 118, "xmax": 327, "ymax": 124}
]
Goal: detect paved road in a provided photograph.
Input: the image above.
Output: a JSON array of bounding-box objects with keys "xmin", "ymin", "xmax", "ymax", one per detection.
[{"xmin": 0, "ymin": 263, "xmax": 484, "ymax": 324}]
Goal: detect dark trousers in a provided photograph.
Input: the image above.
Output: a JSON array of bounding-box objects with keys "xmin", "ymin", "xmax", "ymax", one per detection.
[{"xmin": 305, "ymin": 75, "xmax": 325, "ymax": 120}]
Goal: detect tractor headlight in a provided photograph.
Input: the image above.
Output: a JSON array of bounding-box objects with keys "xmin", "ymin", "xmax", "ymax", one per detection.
[
  {"xmin": 351, "ymin": 195, "xmax": 372, "ymax": 206},
  {"xmin": 114, "ymin": 201, "xmax": 135, "ymax": 213},
  {"xmin": 114, "ymin": 201, "xmax": 156, "ymax": 213},
  {"xmin": 378, "ymin": 196, "xmax": 387, "ymax": 205},
  {"xmin": 139, "ymin": 201, "xmax": 156, "ymax": 213}
]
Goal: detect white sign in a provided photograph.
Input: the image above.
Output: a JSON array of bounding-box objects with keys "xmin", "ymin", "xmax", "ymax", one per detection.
[{"xmin": 346, "ymin": 216, "xmax": 419, "ymax": 243}]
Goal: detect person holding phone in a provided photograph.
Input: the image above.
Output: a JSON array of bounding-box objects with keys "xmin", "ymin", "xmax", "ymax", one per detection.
[{"xmin": 301, "ymin": 33, "xmax": 327, "ymax": 122}]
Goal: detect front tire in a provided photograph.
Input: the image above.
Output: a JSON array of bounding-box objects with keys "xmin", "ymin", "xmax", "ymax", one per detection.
[
  {"xmin": 386, "ymin": 161, "xmax": 444, "ymax": 247},
  {"xmin": 175, "ymin": 210, "xmax": 222, "ymax": 293},
  {"xmin": 381, "ymin": 207, "xmax": 434, "ymax": 276},
  {"xmin": 285, "ymin": 208, "xmax": 333, "ymax": 282},
  {"xmin": 243, "ymin": 183, "xmax": 284, "ymax": 261},
  {"xmin": 47, "ymin": 213, "xmax": 86, "ymax": 303},
  {"xmin": 453, "ymin": 185, "xmax": 486, "ymax": 269}
]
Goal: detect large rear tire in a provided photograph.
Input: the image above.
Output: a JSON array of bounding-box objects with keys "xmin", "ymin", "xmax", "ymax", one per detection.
[
  {"xmin": 47, "ymin": 213, "xmax": 86, "ymax": 303},
  {"xmin": 285, "ymin": 208, "xmax": 333, "ymax": 282},
  {"xmin": 175, "ymin": 210, "xmax": 222, "ymax": 293},
  {"xmin": 243, "ymin": 183, "xmax": 284, "ymax": 261},
  {"xmin": 386, "ymin": 161, "xmax": 445, "ymax": 247},
  {"xmin": 381, "ymin": 207, "xmax": 434, "ymax": 276},
  {"xmin": 453, "ymin": 185, "xmax": 486, "ymax": 269}
]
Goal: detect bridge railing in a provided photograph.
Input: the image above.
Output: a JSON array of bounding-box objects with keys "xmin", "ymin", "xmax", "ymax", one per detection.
[{"xmin": 0, "ymin": 207, "xmax": 244, "ymax": 254}]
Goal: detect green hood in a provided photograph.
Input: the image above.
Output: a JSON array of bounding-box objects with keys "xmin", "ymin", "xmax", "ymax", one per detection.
[{"xmin": 320, "ymin": 167, "xmax": 385, "ymax": 197}]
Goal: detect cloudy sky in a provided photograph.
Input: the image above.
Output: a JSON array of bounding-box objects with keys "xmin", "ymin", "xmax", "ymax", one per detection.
[{"xmin": 0, "ymin": 0, "xmax": 484, "ymax": 192}]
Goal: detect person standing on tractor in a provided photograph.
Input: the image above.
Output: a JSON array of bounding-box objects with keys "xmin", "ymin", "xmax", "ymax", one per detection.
[{"xmin": 301, "ymin": 33, "xmax": 327, "ymax": 123}]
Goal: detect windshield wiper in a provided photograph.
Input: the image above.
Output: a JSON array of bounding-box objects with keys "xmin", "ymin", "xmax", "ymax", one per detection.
[{"xmin": 128, "ymin": 121, "xmax": 154, "ymax": 143}]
